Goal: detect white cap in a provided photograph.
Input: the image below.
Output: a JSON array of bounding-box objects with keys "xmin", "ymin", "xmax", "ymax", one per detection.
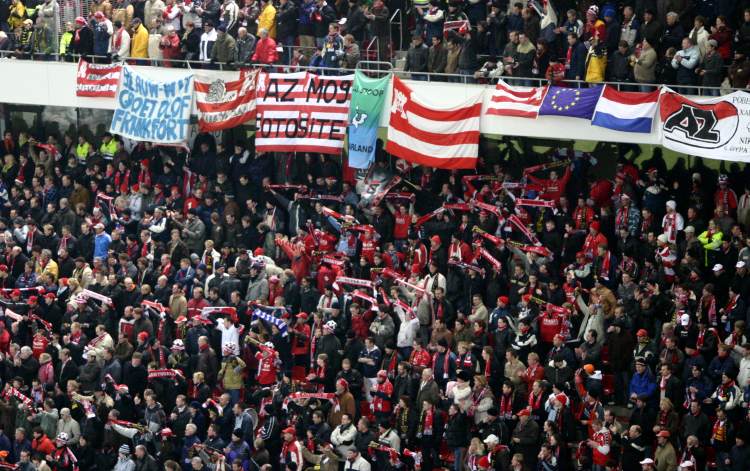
[
  {"xmin": 684, "ymin": 226, "xmax": 695, "ymax": 233},
  {"xmin": 640, "ymin": 458, "xmax": 655, "ymax": 465},
  {"xmin": 483, "ymin": 434, "xmax": 499, "ymax": 445},
  {"xmin": 692, "ymin": 172, "xmax": 701, "ymax": 181},
  {"xmin": 324, "ymin": 320, "xmax": 337, "ymax": 331},
  {"xmin": 737, "ymin": 261, "xmax": 746, "ymax": 269},
  {"xmin": 679, "ymin": 462, "xmax": 695, "ymax": 469},
  {"xmin": 657, "ymin": 234, "xmax": 668, "ymax": 244},
  {"xmin": 666, "ymin": 200, "xmax": 676, "ymax": 210},
  {"xmin": 263, "ymin": 341, "xmax": 274, "ymax": 348},
  {"xmin": 713, "ymin": 264, "xmax": 724, "ymax": 272},
  {"xmin": 680, "ymin": 313, "xmax": 690, "ymax": 326}
]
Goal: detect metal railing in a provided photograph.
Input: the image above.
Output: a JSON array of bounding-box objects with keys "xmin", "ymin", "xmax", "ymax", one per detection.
[{"xmin": 1, "ymin": 50, "xmax": 747, "ymax": 97}]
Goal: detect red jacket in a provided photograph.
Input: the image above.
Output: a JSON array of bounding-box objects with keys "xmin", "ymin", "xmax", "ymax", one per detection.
[
  {"xmin": 32, "ymin": 435, "xmax": 55, "ymax": 456},
  {"xmin": 252, "ymin": 37, "xmax": 278, "ymax": 64}
]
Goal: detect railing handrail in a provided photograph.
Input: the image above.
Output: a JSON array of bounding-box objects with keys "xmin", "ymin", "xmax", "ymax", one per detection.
[{"xmin": 2, "ymin": 50, "xmax": 746, "ymax": 96}]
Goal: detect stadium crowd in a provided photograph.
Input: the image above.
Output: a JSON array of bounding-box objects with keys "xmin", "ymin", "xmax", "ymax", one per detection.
[
  {"xmin": 1, "ymin": 0, "xmax": 750, "ymax": 89},
  {"xmin": 0, "ymin": 119, "xmax": 748, "ymax": 471}
]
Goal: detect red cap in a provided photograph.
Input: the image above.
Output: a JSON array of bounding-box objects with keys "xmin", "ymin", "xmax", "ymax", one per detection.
[
  {"xmin": 410, "ymin": 264, "xmax": 421, "ymax": 275},
  {"xmin": 0, "ymin": 265, "xmax": 8, "ymax": 272},
  {"xmin": 94, "ymin": 11, "xmax": 105, "ymax": 19},
  {"xmin": 296, "ymin": 312, "xmax": 308, "ymax": 319},
  {"xmin": 131, "ymin": 184, "xmax": 140, "ymax": 192},
  {"xmin": 253, "ymin": 248, "xmax": 264, "ymax": 256},
  {"xmin": 516, "ymin": 408, "xmax": 530, "ymax": 417},
  {"xmin": 28, "ymin": 296, "xmax": 38, "ymax": 303},
  {"xmin": 636, "ymin": 329, "xmax": 648, "ymax": 337},
  {"xmin": 282, "ymin": 427, "xmax": 296, "ymax": 435},
  {"xmin": 522, "ymin": 294, "xmax": 531, "ymax": 303},
  {"xmin": 337, "ymin": 378, "xmax": 348, "ymax": 390},
  {"xmin": 590, "ymin": 221, "xmax": 600, "ymax": 232},
  {"xmin": 657, "ymin": 430, "xmax": 670, "ymax": 438},
  {"xmin": 10, "ymin": 289, "xmax": 21, "ymax": 297},
  {"xmin": 137, "ymin": 332, "xmax": 149, "ymax": 341},
  {"xmin": 75, "ymin": 16, "xmax": 86, "ymax": 25},
  {"xmin": 576, "ymin": 251, "xmax": 585, "ymax": 258},
  {"xmin": 44, "ymin": 292, "xmax": 56, "ymax": 299},
  {"xmin": 498, "ymin": 296, "xmax": 509, "ymax": 304},
  {"xmin": 553, "ymin": 333, "xmax": 565, "ymax": 341},
  {"xmin": 555, "ymin": 393, "xmax": 567, "ymax": 406},
  {"xmin": 430, "ymin": 235, "xmax": 441, "ymax": 245},
  {"xmin": 377, "ymin": 370, "xmax": 388, "ymax": 378},
  {"xmin": 175, "ymin": 316, "xmax": 187, "ymax": 324}
]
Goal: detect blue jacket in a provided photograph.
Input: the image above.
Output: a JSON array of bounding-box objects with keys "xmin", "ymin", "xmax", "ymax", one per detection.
[
  {"xmin": 629, "ymin": 370, "xmax": 657, "ymax": 400},
  {"xmin": 92, "ymin": 21, "xmax": 111, "ymax": 56},
  {"xmin": 565, "ymin": 41, "xmax": 587, "ymax": 80},
  {"xmin": 93, "ymin": 232, "xmax": 111, "ymax": 260}
]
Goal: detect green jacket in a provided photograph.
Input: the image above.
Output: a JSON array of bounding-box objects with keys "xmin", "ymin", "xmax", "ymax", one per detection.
[
  {"xmin": 698, "ymin": 229, "xmax": 723, "ymax": 266},
  {"xmin": 59, "ymin": 31, "xmax": 73, "ymax": 55},
  {"xmin": 211, "ymin": 33, "xmax": 236, "ymax": 64}
]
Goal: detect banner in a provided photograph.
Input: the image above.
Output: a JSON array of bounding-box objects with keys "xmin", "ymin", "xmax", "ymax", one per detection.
[
  {"xmin": 76, "ymin": 59, "xmax": 122, "ymax": 98},
  {"xmin": 659, "ymin": 90, "xmax": 750, "ymax": 161},
  {"xmin": 255, "ymin": 71, "xmax": 353, "ymax": 154},
  {"xmin": 195, "ymin": 69, "xmax": 259, "ymax": 132},
  {"xmin": 347, "ymin": 71, "xmax": 390, "ymax": 169},
  {"xmin": 110, "ymin": 65, "xmax": 193, "ymax": 144}
]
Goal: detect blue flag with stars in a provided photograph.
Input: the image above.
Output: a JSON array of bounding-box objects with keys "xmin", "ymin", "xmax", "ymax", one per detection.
[{"xmin": 539, "ymin": 86, "xmax": 602, "ymax": 119}]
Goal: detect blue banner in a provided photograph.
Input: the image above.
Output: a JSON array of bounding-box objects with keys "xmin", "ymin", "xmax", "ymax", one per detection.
[{"xmin": 110, "ymin": 65, "xmax": 194, "ymax": 144}]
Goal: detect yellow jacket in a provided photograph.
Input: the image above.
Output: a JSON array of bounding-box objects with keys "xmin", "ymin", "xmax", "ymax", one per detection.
[
  {"xmin": 258, "ymin": 4, "xmax": 277, "ymax": 38},
  {"xmin": 130, "ymin": 24, "xmax": 149, "ymax": 58},
  {"xmin": 9, "ymin": 2, "xmax": 27, "ymax": 31}
]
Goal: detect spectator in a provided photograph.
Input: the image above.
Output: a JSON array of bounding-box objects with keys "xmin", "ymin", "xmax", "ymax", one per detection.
[
  {"xmin": 688, "ymin": 15, "xmax": 710, "ymax": 60},
  {"xmin": 672, "ymin": 37, "xmax": 700, "ymax": 94},
  {"xmin": 698, "ymin": 39, "xmax": 724, "ymax": 95},
  {"xmin": 619, "ymin": 6, "xmax": 639, "ymax": 49},
  {"xmin": 37, "ymin": 0, "xmax": 59, "ymax": 54},
  {"xmin": 251, "ymin": 27, "xmax": 277, "ymax": 64},
  {"xmin": 428, "ymin": 35, "xmax": 447, "ymax": 74},
  {"xmin": 564, "ymin": 32, "xmax": 587, "ymax": 83},
  {"xmin": 405, "ymin": 33, "xmax": 429, "ymax": 80},
  {"xmin": 159, "ymin": 25, "xmax": 182, "ymax": 65},
  {"xmin": 199, "ymin": 20, "xmax": 217, "ymax": 62},
  {"xmin": 608, "ymin": 40, "xmax": 633, "ymax": 83},
  {"xmin": 710, "ymin": 15, "xmax": 733, "ymax": 63},
  {"xmin": 662, "ymin": 12, "xmax": 685, "ymax": 56},
  {"xmin": 511, "ymin": 32, "xmax": 535, "ymax": 85},
  {"xmin": 341, "ymin": 34, "xmax": 359, "ymax": 70},
  {"xmin": 234, "ymin": 26, "xmax": 255, "ymax": 64},
  {"xmin": 729, "ymin": 50, "xmax": 750, "ymax": 88},
  {"xmin": 640, "ymin": 9, "xmax": 662, "ymax": 47},
  {"xmin": 632, "ymin": 38, "xmax": 658, "ymax": 91},
  {"xmin": 70, "ymin": 16, "xmax": 94, "ymax": 58},
  {"xmin": 144, "ymin": 0, "xmax": 166, "ymax": 30},
  {"xmin": 180, "ymin": 20, "xmax": 201, "ymax": 61},
  {"xmin": 320, "ymin": 22, "xmax": 344, "ymax": 71},
  {"xmin": 129, "ymin": 17, "xmax": 149, "ymax": 60},
  {"xmin": 110, "ymin": 19, "xmax": 131, "ymax": 59},
  {"xmin": 210, "ymin": 24, "xmax": 236, "ymax": 64},
  {"xmin": 276, "ymin": 0, "xmax": 297, "ymax": 63},
  {"xmin": 257, "ymin": 0, "xmax": 276, "ymax": 38},
  {"xmin": 220, "ymin": 0, "xmax": 239, "ymax": 35},
  {"xmin": 422, "ymin": 0, "xmax": 444, "ymax": 45},
  {"xmin": 312, "ymin": 0, "xmax": 336, "ymax": 48}
]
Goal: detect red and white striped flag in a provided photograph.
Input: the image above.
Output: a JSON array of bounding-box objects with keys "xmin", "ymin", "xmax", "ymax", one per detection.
[
  {"xmin": 386, "ymin": 76, "xmax": 481, "ymax": 170},
  {"xmin": 487, "ymin": 79, "xmax": 547, "ymax": 118},
  {"xmin": 195, "ymin": 69, "xmax": 259, "ymax": 132},
  {"xmin": 76, "ymin": 59, "xmax": 122, "ymax": 98}
]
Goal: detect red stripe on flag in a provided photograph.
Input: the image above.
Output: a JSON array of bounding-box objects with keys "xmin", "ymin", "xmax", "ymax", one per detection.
[{"xmin": 385, "ymin": 141, "xmax": 477, "ymax": 169}]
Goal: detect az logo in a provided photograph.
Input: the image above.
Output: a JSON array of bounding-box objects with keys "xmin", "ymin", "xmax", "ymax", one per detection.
[{"xmin": 662, "ymin": 100, "xmax": 738, "ymax": 149}]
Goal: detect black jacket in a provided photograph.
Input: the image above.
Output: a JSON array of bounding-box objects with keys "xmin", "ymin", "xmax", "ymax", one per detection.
[{"xmin": 445, "ymin": 412, "xmax": 471, "ymax": 447}]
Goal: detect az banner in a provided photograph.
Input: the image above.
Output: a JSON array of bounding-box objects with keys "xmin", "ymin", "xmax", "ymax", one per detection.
[{"xmin": 659, "ymin": 90, "xmax": 750, "ymax": 162}]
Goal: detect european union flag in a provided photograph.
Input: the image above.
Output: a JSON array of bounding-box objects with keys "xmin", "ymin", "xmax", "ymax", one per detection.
[{"xmin": 539, "ymin": 86, "xmax": 602, "ymax": 119}]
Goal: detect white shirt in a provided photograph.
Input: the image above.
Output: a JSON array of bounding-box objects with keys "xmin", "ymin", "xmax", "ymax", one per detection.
[{"xmin": 216, "ymin": 322, "xmax": 240, "ymax": 354}]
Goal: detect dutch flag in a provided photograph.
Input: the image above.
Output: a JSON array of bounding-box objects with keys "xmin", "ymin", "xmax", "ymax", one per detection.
[{"xmin": 591, "ymin": 85, "xmax": 660, "ymax": 134}]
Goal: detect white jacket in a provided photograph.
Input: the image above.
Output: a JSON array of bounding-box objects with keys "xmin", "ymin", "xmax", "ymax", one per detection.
[{"xmin": 331, "ymin": 423, "xmax": 357, "ymax": 457}]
